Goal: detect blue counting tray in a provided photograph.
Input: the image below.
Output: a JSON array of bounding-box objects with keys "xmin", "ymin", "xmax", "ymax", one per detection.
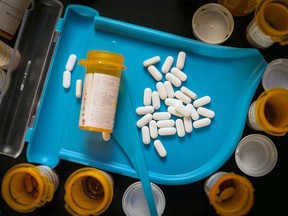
[{"xmin": 26, "ymin": 5, "xmax": 267, "ymax": 185}]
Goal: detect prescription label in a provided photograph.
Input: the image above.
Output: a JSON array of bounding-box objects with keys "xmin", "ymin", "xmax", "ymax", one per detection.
[{"xmin": 79, "ymin": 73, "xmax": 120, "ymax": 132}]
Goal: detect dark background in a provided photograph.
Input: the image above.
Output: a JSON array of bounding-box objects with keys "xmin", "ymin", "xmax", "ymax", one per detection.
[{"xmin": 1, "ymin": 0, "xmax": 287, "ymax": 215}]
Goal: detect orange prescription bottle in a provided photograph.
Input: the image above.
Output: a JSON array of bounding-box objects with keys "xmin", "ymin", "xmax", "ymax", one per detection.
[
  {"xmin": 217, "ymin": 0, "xmax": 262, "ymax": 16},
  {"xmin": 204, "ymin": 172, "xmax": 254, "ymax": 216},
  {"xmin": 64, "ymin": 167, "xmax": 114, "ymax": 216},
  {"xmin": 247, "ymin": 88, "xmax": 288, "ymax": 136},
  {"xmin": 1, "ymin": 163, "xmax": 59, "ymax": 213},
  {"xmin": 78, "ymin": 50, "xmax": 126, "ymax": 133},
  {"xmin": 246, "ymin": 0, "xmax": 288, "ymax": 48}
]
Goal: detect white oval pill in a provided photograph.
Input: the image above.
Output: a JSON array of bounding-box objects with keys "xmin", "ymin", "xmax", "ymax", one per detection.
[
  {"xmin": 165, "ymin": 73, "xmax": 181, "ymax": 87},
  {"xmin": 102, "ymin": 132, "xmax": 111, "ymax": 141},
  {"xmin": 197, "ymin": 107, "xmax": 215, "ymax": 118},
  {"xmin": 141, "ymin": 126, "xmax": 151, "ymax": 145},
  {"xmin": 171, "ymin": 67, "xmax": 187, "ymax": 81},
  {"xmin": 193, "ymin": 96, "xmax": 211, "ymax": 107},
  {"xmin": 153, "ymin": 112, "xmax": 171, "ymax": 120},
  {"xmin": 147, "ymin": 65, "xmax": 162, "ymax": 81},
  {"xmin": 175, "ymin": 90, "xmax": 191, "ymax": 104},
  {"xmin": 65, "ymin": 54, "xmax": 77, "ymax": 71},
  {"xmin": 156, "ymin": 119, "xmax": 175, "ymax": 128},
  {"xmin": 151, "ymin": 91, "xmax": 161, "ymax": 110},
  {"xmin": 154, "ymin": 140, "xmax": 167, "ymax": 157},
  {"xmin": 63, "ymin": 70, "xmax": 71, "ymax": 89},
  {"xmin": 193, "ymin": 118, "xmax": 211, "ymax": 128},
  {"xmin": 164, "ymin": 81, "xmax": 174, "ymax": 98},
  {"xmin": 176, "ymin": 119, "xmax": 185, "ymax": 137},
  {"xmin": 161, "ymin": 56, "xmax": 174, "ymax": 73},
  {"xmin": 136, "ymin": 106, "xmax": 154, "ymax": 115},
  {"xmin": 183, "ymin": 116, "xmax": 193, "ymax": 133},
  {"xmin": 75, "ymin": 79, "xmax": 82, "ymax": 98},
  {"xmin": 180, "ymin": 86, "xmax": 197, "ymax": 100},
  {"xmin": 143, "ymin": 56, "xmax": 161, "ymax": 67},
  {"xmin": 136, "ymin": 113, "xmax": 153, "ymax": 128},
  {"xmin": 164, "ymin": 98, "xmax": 182, "ymax": 107},
  {"xmin": 167, "ymin": 106, "xmax": 184, "ymax": 117},
  {"xmin": 176, "ymin": 51, "xmax": 186, "ymax": 70},
  {"xmin": 175, "ymin": 103, "xmax": 191, "ymax": 117},
  {"xmin": 156, "ymin": 82, "xmax": 167, "ymax": 100},
  {"xmin": 149, "ymin": 120, "xmax": 158, "ymax": 139},
  {"xmin": 143, "ymin": 88, "xmax": 152, "ymax": 106},
  {"xmin": 187, "ymin": 104, "xmax": 199, "ymax": 120},
  {"xmin": 158, "ymin": 127, "xmax": 176, "ymax": 136}
]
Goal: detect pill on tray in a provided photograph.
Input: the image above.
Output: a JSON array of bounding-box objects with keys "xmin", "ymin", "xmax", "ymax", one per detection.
[
  {"xmin": 175, "ymin": 90, "xmax": 192, "ymax": 104},
  {"xmin": 165, "ymin": 73, "xmax": 181, "ymax": 87},
  {"xmin": 193, "ymin": 96, "xmax": 211, "ymax": 107},
  {"xmin": 63, "ymin": 70, "xmax": 71, "ymax": 89},
  {"xmin": 143, "ymin": 88, "xmax": 152, "ymax": 106},
  {"xmin": 154, "ymin": 140, "xmax": 167, "ymax": 157},
  {"xmin": 149, "ymin": 120, "xmax": 158, "ymax": 139},
  {"xmin": 136, "ymin": 113, "xmax": 153, "ymax": 128},
  {"xmin": 136, "ymin": 106, "xmax": 154, "ymax": 115},
  {"xmin": 171, "ymin": 67, "xmax": 187, "ymax": 81},
  {"xmin": 152, "ymin": 91, "xmax": 161, "ymax": 110},
  {"xmin": 193, "ymin": 118, "xmax": 211, "ymax": 128},
  {"xmin": 156, "ymin": 119, "xmax": 175, "ymax": 128},
  {"xmin": 102, "ymin": 132, "xmax": 111, "ymax": 141},
  {"xmin": 143, "ymin": 56, "xmax": 161, "ymax": 67},
  {"xmin": 183, "ymin": 116, "xmax": 193, "ymax": 133},
  {"xmin": 164, "ymin": 81, "xmax": 174, "ymax": 98},
  {"xmin": 158, "ymin": 127, "xmax": 177, "ymax": 136},
  {"xmin": 161, "ymin": 56, "xmax": 174, "ymax": 73},
  {"xmin": 176, "ymin": 119, "xmax": 185, "ymax": 137},
  {"xmin": 75, "ymin": 79, "xmax": 82, "ymax": 98},
  {"xmin": 147, "ymin": 65, "xmax": 162, "ymax": 81},
  {"xmin": 65, "ymin": 54, "xmax": 77, "ymax": 71},
  {"xmin": 197, "ymin": 107, "xmax": 215, "ymax": 118},
  {"xmin": 180, "ymin": 86, "xmax": 197, "ymax": 100},
  {"xmin": 164, "ymin": 98, "xmax": 182, "ymax": 107},
  {"xmin": 175, "ymin": 103, "xmax": 191, "ymax": 117},
  {"xmin": 156, "ymin": 82, "xmax": 167, "ymax": 100},
  {"xmin": 186, "ymin": 104, "xmax": 199, "ymax": 120},
  {"xmin": 153, "ymin": 112, "xmax": 171, "ymax": 120},
  {"xmin": 176, "ymin": 51, "xmax": 186, "ymax": 70},
  {"xmin": 167, "ymin": 106, "xmax": 184, "ymax": 117},
  {"xmin": 141, "ymin": 126, "xmax": 151, "ymax": 145}
]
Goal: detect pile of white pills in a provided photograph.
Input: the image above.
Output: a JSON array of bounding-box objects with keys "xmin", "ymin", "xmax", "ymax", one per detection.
[{"xmin": 136, "ymin": 51, "xmax": 215, "ymax": 158}]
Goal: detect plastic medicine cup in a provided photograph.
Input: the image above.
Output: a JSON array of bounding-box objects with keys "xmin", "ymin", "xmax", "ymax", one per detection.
[
  {"xmin": 64, "ymin": 167, "xmax": 114, "ymax": 216},
  {"xmin": 78, "ymin": 50, "xmax": 126, "ymax": 133},
  {"xmin": 235, "ymin": 134, "xmax": 278, "ymax": 177},
  {"xmin": 262, "ymin": 58, "xmax": 288, "ymax": 90},
  {"xmin": 247, "ymin": 88, "xmax": 288, "ymax": 136},
  {"xmin": 204, "ymin": 172, "xmax": 254, "ymax": 216},
  {"xmin": 122, "ymin": 181, "xmax": 166, "ymax": 216},
  {"xmin": 192, "ymin": 3, "xmax": 234, "ymax": 44},
  {"xmin": 1, "ymin": 163, "xmax": 59, "ymax": 213}
]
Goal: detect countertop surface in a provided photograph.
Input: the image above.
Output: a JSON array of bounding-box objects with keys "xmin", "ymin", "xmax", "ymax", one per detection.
[{"xmin": 1, "ymin": 0, "xmax": 288, "ymax": 215}]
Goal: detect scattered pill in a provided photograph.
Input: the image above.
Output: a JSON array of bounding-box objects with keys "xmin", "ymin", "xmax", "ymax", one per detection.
[
  {"xmin": 149, "ymin": 120, "xmax": 158, "ymax": 139},
  {"xmin": 154, "ymin": 140, "xmax": 167, "ymax": 157},
  {"xmin": 156, "ymin": 82, "xmax": 167, "ymax": 100},
  {"xmin": 167, "ymin": 106, "xmax": 184, "ymax": 117},
  {"xmin": 171, "ymin": 67, "xmax": 187, "ymax": 81},
  {"xmin": 161, "ymin": 56, "xmax": 174, "ymax": 73},
  {"xmin": 175, "ymin": 103, "xmax": 191, "ymax": 117},
  {"xmin": 180, "ymin": 86, "xmax": 197, "ymax": 100},
  {"xmin": 65, "ymin": 54, "xmax": 77, "ymax": 71},
  {"xmin": 141, "ymin": 126, "xmax": 151, "ymax": 145},
  {"xmin": 63, "ymin": 70, "xmax": 71, "ymax": 89},
  {"xmin": 156, "ymin": 119, "xmax": 175, "ymax": 128},
  {"xmin": 153, "ymin": 112, "xmax": 171, "ymax": 120},
  {"xmin": 165, "ymin": 72, "xmax": 182, "ymax": 87},
  {"xmin": 158, "ymin": 127, "xmax": 177, "ymax": 136},
  {"xmin": 143, "ymin": 56, "xmax": 161, "ymax": 67},
  {"xmin": 193, "ymin": 96, "xmax": 211, "ymax": 107},
  {"xmin": 143, "ymin": 88, "xmax": 152, "ymax": 106},
  {"xmin": 102, "ymin": 132, "xmax": 111, "ymax": 141},
  {"xmin": 147, "ymin": 65, "xmax": 163, "ymax": 81},
  {"xmin": 219, "ymin": 187, "xmax": 235, "ymax": 201},
  {"xmin": 136, "ymin": 106, "xmax": 154, "ymax": 115},
  {"xmin": 175, "ymin": 90, "xmax": 191, "ymax": 104},
  {"xmin": 151, "ymin": 91, "xmax": 161, "ymax": 110},
  {"xmin": 136, "ymin": 113, "xmax": 153, "ymax": 128},
  {"xmin": 75, "ymin": 79, "xmax": 82, "ymax": 98},
  {"xmin": 193, "ymin": 118, "xmax": 211, "ymax": 128},
  {"xmin": 176, "ymin": 51, "xmax": 186, "ymax": 70},
  {"xmin": 186, "ymin": 104, "xmax": 199, "ymax": 120},
  {"xmin": 176, "ymin": 119, "xmax": 185, "ymax": 137},
  {"xmin": 197, "ymin": 107, "xmax": 215, "ymax": 118},
  {"xmin": 164, "ymin": 81, "xmax": 174, "ymax": 98},
  {"xmin": 183, "ymin": 116, "xmax": 193, "ymax": 133},
  {"xmin": 164, "ymin": 98, "xmax": 182, "ymax": 107}
]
